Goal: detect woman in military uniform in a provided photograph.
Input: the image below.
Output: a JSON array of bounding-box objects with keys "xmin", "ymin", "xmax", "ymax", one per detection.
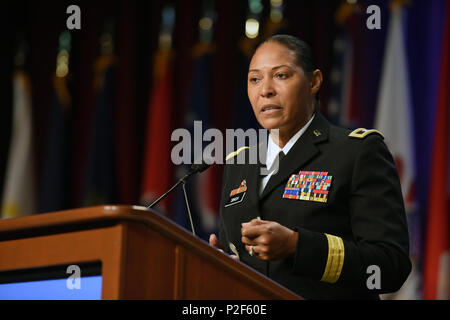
[{"xmin": 209, "ymin": 34, "xmax": 411, "ymax": 299}]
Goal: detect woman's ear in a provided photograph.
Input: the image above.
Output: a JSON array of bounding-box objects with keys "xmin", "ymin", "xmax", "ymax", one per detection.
[{"xmin": 310, "ymin": 69, "xmax": 323, "ymax": 97}]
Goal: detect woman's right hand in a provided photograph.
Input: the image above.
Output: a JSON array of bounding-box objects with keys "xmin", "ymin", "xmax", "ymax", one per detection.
[
  {"xmin": 209, "ymin": 234, "xmax": 224, "ymax": 251},
  {"xmin": 209, "ymin": 234, "xmax": 238, "ymax": 260}
]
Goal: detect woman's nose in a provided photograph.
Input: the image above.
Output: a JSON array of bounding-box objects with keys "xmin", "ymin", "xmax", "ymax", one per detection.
[{"xmin": 260, "ymin": 79, "xmax": 275, "ymax": 97}]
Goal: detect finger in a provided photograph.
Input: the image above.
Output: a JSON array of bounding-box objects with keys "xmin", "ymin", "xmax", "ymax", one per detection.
[
  {"xmin": 241, "ymin": 224, "xmax": 267, "ymax": 238},
  {"xmin": 245, "ymin": 245, "xmax": 271, "ymax": 261},
  {"xmin": 253, "ymin": 217, "xmax": 267, "ymax": 224},
  {"xmin": 241, "ymin": 235, "xmax": 259, "ymax": 245},
  {"xmin": 230, "ymin": 254, "xmax": 239, "ymax": 260},
  {"xmin": 245, "ymin": 244, "xmax": 261, "ymax": 256},
  {"xmin": 209, "ymin": 233, "xmax": 217, "ymax": 245},
  {"xmin": 256, "ymin": 253, "xmax": 270, "ymax": 261},
  {"xmin": 209, "ymin": 234, "xmax": 223, "ymax": 250},
  {"xmin": 242, "ymin": 218, "xmax": 267, "ymax": 227}
]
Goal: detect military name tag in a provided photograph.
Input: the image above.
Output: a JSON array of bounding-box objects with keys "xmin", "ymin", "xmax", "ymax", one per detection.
[
  {"xmin": 283, "ymin": 171, "xmax": 332, "ymax": 203},
  {"xmin": 225, "ymin": 192, "xmax": 246, "ymax": 207},
  {"xmin": 225, "ymin": 179, "xmax": 247, "ymax": 207}
]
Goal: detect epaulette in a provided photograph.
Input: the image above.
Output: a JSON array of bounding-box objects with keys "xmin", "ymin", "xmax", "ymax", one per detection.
[
  {"xmin": 225, "ymin": 146, "xmax": 250, "ymax": 161},
  {"xmin": 348, "ymin": 128, "xmax": 384, "ymax": 139}
]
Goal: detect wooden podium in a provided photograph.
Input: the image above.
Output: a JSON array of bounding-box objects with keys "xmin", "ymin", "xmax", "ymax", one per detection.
[{"xmin": 0, "ymin": 205, "xmax": 301, "ymax": 300}]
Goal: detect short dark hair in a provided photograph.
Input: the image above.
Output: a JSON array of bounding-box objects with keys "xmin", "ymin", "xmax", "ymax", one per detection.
[{"xmin": 257, "ymin": 34, "xmax": 320, "ymax": 108}]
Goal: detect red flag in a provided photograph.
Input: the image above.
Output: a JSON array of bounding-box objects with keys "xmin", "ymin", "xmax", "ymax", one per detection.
[
  {"xmin": 423, "ymin": 1, "xmax": 450, "ymax": 300},
  {"xmin": 374, "ymin": 4, "xmax": 421, "ymax": 300},
  {"xmin": 140, "ymin": 50, "xmax": 174, "ymax": 210}
]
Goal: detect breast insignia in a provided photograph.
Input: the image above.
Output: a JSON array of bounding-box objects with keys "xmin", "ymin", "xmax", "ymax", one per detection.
[
  {"xmin": 348, "ymin": 128, "xmax": 384, "ymax": 139},
  {"xmin": 283, "ymin": 171, "xmax": 332, "ymax": 203}
]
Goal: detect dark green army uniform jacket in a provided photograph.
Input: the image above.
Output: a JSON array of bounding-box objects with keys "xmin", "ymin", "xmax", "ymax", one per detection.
[{"xmin": 218, "ymin": 112, "xmax": 411, "ymax": 299}]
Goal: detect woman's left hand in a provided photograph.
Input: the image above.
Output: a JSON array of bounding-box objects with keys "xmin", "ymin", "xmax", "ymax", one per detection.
[{"xmin": 241, "ymin": 218, "xmax": 298, "ymax": 261}]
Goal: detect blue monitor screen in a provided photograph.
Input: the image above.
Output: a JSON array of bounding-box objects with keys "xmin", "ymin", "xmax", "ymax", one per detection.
[{"xmin": 0, "ymin": 262, "xmax": 102, "ymax": 300}]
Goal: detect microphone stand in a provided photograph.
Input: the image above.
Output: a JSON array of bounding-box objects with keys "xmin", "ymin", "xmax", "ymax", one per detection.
[
  {"xmin": 147, "ymin": 166, "xmax": 204, "ymax": 236},
  {"xmin": 181, "ymin": 179, "xmax": 196, "ymax": 237}
]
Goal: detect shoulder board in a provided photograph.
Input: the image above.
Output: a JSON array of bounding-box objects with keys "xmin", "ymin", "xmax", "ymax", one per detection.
[
  {"xmin": 348, "ymin": 128, "xmax": 384, "ymax": 139},
  {"xmin": 225, "ymin": 146, "xmax": 250, "ymax": 161}
]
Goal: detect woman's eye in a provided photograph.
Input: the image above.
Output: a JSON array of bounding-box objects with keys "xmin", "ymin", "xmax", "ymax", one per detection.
[
  {"xmin": 249, "ymin": 77, "xmax": 260, "ymax": 83},
  {"xmin": 276, "ymin": 73, "xmax": 289, "ymax": 79}
]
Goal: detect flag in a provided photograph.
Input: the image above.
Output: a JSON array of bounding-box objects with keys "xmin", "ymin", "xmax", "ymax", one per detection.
[
  {"xmin": 171, "ymin": 44, "xmax": 218, "ymax": 240},
  {"xmin": 327, "ymin": 23, "xmax": 353, "ymax": 126},
  {"xmin": 231, "ymin": 40, "xmax": 259, "ymax": 131},
  {"xmin": 140, "ymin": 49, "xmax": 175, "ymax": 210},
  {"xmin": 423, "ymin": 1, "xmax": 450, "ymax": 300},
  {"xmin": 1, "ymin": 71, "xmax": 36, "ymax": 218},
  {"xmin": 374, "ymin": 4, "xmax": 419, "ymax": 299},
  {"xmin": 39, "ymin": 75, "xmax": 71, "ymax": 213},
  {"xmin": 328, "ymin": 1, "xmax": 388, "ymax": 129},
  {"xmin": 82, "ymin": 54, "xmax": 117, "ymax": 206},
  {"xmin": 191, "ymin": 47, "xmax": 220, "ymax": 238},
  {"xmin": 326, "ymin": 3, "xmax": 359, "ymax": 128},
  {"xmin": 358, "ymin": 0, "xmax": 390, "ymax": 128}
]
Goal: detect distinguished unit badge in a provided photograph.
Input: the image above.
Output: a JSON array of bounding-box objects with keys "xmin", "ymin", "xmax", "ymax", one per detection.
[
  {"xmin": 229, "ymin": 179, "xmax": 247, "ymax": 196},
  {"xmin": 283, "ymin": 171, "xmax": 332, "ymax": 203},
  {"xmin": 225, "ymin": 179, "xmax": 247, "ymax": 207}
]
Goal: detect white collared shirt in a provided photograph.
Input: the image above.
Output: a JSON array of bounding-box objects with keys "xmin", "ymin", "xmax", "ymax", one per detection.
[{"xmin": 259, "ymin": 114, "xmax": 315, "ymax": 195}]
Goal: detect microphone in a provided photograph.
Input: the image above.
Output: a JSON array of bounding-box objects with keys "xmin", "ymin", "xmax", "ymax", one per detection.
[
  {"xmin": 190, "ymin": 162, "xmax": 211, "ymax": 174},
  {"xmin": 147, "ymin": 160, "xmax": 213, "ymax": 236}
]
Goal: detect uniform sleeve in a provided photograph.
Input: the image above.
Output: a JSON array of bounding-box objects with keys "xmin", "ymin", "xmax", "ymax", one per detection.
[{"xmin": 291, "ymin": 135, "xmax": 412, "ymax": 294}]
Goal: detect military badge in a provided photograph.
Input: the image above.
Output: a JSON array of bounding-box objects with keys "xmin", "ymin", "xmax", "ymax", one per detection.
[
  {"xmin": 225, "ymin": 179, "xmax": 247, "ymax": 207},
  {"xmin": 229, "ymin": 179, "xmax": 247, "ymax": 196},
  {"xmin": 283, "ymin": 171, "xmax": 332, "ymax": 203}
]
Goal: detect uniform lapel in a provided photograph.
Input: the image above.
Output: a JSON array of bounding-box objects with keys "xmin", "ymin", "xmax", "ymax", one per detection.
[
  {"xmin": 245, "ymin": 140, "xmax": 266, "ymax": 211},
  {"xmin": 259, "ymin": 112, "xmax": 330, "ymax": 201},
  {"xmin": 247, "ymin": 160, "xmax": 261, "ymax": 210}
]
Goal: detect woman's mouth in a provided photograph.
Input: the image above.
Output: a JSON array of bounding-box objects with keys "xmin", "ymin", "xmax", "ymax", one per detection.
[{"xmin": 261, "ymin": 105, "xmax": 282, "ymax": 115}]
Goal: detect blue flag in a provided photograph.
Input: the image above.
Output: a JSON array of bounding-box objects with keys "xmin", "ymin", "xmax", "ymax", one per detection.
[{"xmin": 172, "ymin": 48, "xmax": 218, "ymax": 241}]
